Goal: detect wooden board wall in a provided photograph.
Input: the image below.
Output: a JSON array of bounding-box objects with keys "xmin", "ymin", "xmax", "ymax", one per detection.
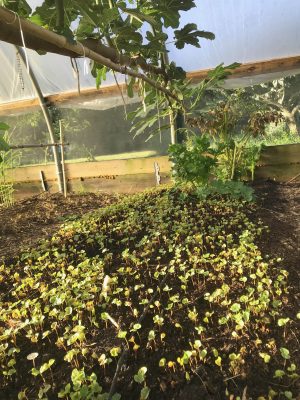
[
  {"xmin": 10, "ymin": 156, "xmax": 171, "ymax": 200},
  {"xmin": 9, "ymin": 156, "xmax": 171, "ymax": 183},
  {"xmin": 8, "ymin": 143, "xmax": 300, "ymax": 200},
  {"xmin": 13, "ymin": 173, "xmax": 171, "ymax": 201},
  {"xmin": 255, "ymin": 143, "xmax": 300, "ymax": 181}
]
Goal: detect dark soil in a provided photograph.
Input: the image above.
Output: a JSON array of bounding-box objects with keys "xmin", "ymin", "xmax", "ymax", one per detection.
[
  {"xmin": 253, "ymin": 181, "xmax": 299, "ymax": 288},
  {"xmin": 1, "ymin": 182, "xmax": 298, "ymax": 278},
  {"xmin": 0, "ymin": 183, "xmax": 299, "ymax": 399},
  {"xmin": 0, "ymin": 192, "xmax": 120, "ymax": 263},
  {"xmin": 167, "ymin": 181, "xmax": 300, "ymax": 400}
]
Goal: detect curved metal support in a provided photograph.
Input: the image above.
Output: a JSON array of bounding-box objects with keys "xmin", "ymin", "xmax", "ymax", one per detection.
[{"xmin": 15, "ymin": 46, "xmax": 63, "ymax": 192}]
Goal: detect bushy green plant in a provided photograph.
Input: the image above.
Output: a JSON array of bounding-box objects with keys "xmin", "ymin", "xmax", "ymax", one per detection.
[
  {"xmin": 0, "ymin": 124, "xmax": 20, "ymax": 182},
  {"xmin": 168, "ymin": 135, "xmax": 219, "ymax": 187},
  {"xmin": 0, "ymin": 123, "xmax": 20, "ymax": 207},
  {"xmin": 168, "ymin": 134, "xmax": 255, "ymax": 201},
  {"xmin": 196, "ymin": 180, "xmax": 254, "ymax": 201}
]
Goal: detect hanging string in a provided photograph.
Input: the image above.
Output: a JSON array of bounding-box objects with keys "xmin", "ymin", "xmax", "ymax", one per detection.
[
  {"xmin": 17, "ymin": 15, "xmax": 29, "ymax": 74},
  {"xmin": 16, "ymin": 52, "xmax": 25, "ymax": 91},
  {"xmin": 70, "ymin": 58, "xmax": 81, "ymax": 94},
  {"xmin": 113, "ymin": 71, "xmax": 127, "ymax": 116},
  {"xmin": 6, "ymin": 11, "xmax": 29, "ymax": 90},
  {"xmin": 79, "ymin": 43, "xmax": 89, "ymax": 76},
  {"xmin": 6, "ymin": 13, "xmax": 31, "ymax": 74}
]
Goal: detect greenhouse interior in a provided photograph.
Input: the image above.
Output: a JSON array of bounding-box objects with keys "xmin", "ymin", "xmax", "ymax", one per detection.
[{"xmin": 0, "ymin": 1, "xmax": 299, "ymax": 399}]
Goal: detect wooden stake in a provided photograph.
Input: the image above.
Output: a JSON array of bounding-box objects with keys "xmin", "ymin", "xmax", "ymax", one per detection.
[
  {"xmin": 39, "ymin": 170, "xmax": 47, "ymax": 192},
  {"xmin": 59, "ymin": 120, "xmax": 67, "ymax": 198},
  {"xmin": 154, "ymin": 162, "xmax": 161, "ymax": 185}
]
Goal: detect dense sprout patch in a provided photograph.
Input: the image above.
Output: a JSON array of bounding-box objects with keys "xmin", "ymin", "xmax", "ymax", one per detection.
[{"xmin": 0, "ymin": 187, "xmax": 298, "ymax": 400}]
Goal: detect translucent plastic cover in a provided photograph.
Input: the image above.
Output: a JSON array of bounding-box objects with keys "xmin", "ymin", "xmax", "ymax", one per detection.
[{"xmin": 0, "ymin": 0, "xmax": 300, "ymax": 105}]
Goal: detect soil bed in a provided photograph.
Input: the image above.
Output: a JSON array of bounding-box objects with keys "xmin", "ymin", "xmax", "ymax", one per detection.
[
  {"xmin": 0, "ymin": 192, "xmax": 120, "ymax": 263},
  {"xmin": 252, "ymin": 181, "xmax": 299, "ymax": 288},
  {"xmin": 0, "ymin": 182, "xmax": 299, "ymax": 400}
]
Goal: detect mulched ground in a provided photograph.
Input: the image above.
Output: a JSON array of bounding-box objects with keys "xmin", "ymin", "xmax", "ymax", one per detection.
[
  {"xmin": 176, "ymin": 181, "xmax": 300, "ymax": 400},
  {"xmin": 253, "ymin": 181, "xmax": 299, "ymax": 289},
  {"xmin": 0, "ymin": 192, "xmax": 120, "ymax": 263},
  {"xmin": 1, "ymin": 183, "xmax": 298, "ymax": 271},
  {"xmin": 0, "ymin": 182, "xmax": 299, "ymax": 399},
  {"xmin": 174, "ymin": 181, "xmax": 300, "ymax": 399}
]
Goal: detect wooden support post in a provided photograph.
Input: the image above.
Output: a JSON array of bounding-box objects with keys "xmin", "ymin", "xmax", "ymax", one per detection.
[
  {"xmin": 59, "ymin": 120, "xmax": 67, "ymax": 198},
  {"xmin": 39, "ymin": 170, "xmax": 47, "ymax": 192},
  {"xmin": 154, "ymin": 162, "xmax": 161, "ymax": 185}
]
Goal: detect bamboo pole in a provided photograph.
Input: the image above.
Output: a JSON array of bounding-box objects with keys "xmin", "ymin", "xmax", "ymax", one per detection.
[
  {"xmin": 10, "ymin": 143, "xmax": 69, "ymax": 149},
  {"xmin": 0, "ymin": 7, "xmax": 177, "ymax": 101},
  {"xmin": 39, "ymin": 170, "xmax": 47, "ymax": 192},
  {"xmin": 16, "ymin": 46, "xmax": 64, "ymax": 192},
  {"xmin": 169, "ymin": 111, "xmax": 177, "ymax": 144}
]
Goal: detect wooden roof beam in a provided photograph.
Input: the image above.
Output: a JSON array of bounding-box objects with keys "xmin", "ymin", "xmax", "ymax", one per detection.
[
  {"xmin": 189, "ymin": 55, "xmax": 300, "ymax": 81},
  {"xmin": 1, "ymin": 55, "xmax": 300, "ymax": 114}
]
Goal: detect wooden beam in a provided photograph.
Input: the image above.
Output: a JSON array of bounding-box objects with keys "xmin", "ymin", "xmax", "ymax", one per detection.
[
  {"xmin": 1, "ymin": 55, "xmax": 300, "ymax": 114},
  {"xmin": 0, "ymin": 6, "xmax": 177, "ymax": 102},
  {"xmin": 0, "ymin": 8, "xmax": 163, "ymax": 74},
  {"xmin": 9, "ymin": 156, "xmax": 171, "ymax": 183},
  {"xmin": 0, "ymin": 22, "xmax": 78, "ymax": 57},
  {"xmin": 0, "ymin": 84, "xmax": 127, "ymax": 115},
  {"xmin": 188, "ymin": 56, "xmax": 300, "ymax": 81}
]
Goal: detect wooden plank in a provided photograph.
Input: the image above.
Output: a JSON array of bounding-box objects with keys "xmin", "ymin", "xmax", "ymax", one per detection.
[
  {"xmin": 0, "ymin": 98, "xmax": 39, "ymax": 115},
  {"xmin": 255, "ymin": 163, "xmax": 300, "ymax": 181},
  {"xmin": 0, "ymin": 85, "xmax": 127, "ymax": 115},
  {"xmin": 12, "ymin": 173, "xmax": 171, "ymax": 201},
  {"xmin": 188, "ymin": 56, "xmax": 300, "ymax": 81},
  {"xmin": 65, "ymin": 156, "xmax": 171, "ymax": 179},
  {"xmin": 9, "ymin": 144, "xmax": 299, "ymax": 190},
  {"xmin": 258, "ymin": 143, "xmax": 300, "ymax": 166},
  {"xmin": 69, "ymin": 173, "xmax": 171, "ymax": 194},
  {"xmin": 1, "ymin": 55, "xmax": 300, "ymax": 114},
  {"xmin": 8, "ymin": 156, "xmax": 171, "ymax": 183},
  {"xmin": 8, "ymin": 163, "xmax": 56, "ymax": 183},
  {"xmin": 47, "ymin": 85, "xmax": 127, "ymax": 105}
]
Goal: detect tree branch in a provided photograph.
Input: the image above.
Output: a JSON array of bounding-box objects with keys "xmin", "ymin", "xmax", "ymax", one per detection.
[
  {"xmin": 81, "ymin": 38, "xmax": 165, "ymax": 76},
  {"xmin": 55, "ymin": 0, "xmax": 65, "ymax": 31}
]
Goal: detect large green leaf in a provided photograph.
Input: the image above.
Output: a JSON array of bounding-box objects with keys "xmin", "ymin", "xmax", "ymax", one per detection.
[
  {"xmin": 150, "ymin": 0, "xmax": 197, "ymax": 28},
  {"xmin": 174, "ymin": 24, "xmax": 215, "ymax": 49},
  {"xmin": 2, "ymin": 0, "xmax": 31, "ymax": 17},
  {"xmin": 95, "ymin": 66, "xmax": 107, "ymax": 89},
  {"xmin": 0, "ymin": 134, "xmax": 10, "ymax": 152},
  {"xmin": 118, "ymin": 6, "xmax": 158, "ymax": 27}
]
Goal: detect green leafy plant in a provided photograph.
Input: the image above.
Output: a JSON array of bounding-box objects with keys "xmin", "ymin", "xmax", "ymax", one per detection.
[
  {"xmin": 190, "ymin": 90, "xmax": 282, "ymax": 180},
  {"xmin": 168, "ymin": 135, "xmax": 219, "ymax": 187},
  {"xmin": 0, "ymin": 122, "xmax": 17, "ymax": 207}
]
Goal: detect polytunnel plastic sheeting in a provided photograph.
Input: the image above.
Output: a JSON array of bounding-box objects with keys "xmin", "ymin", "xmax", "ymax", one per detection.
[
  {"xmin": 0, "ymin": 0, "xmax": 300, "ymax": 105},
  {"xmin": 0, "ymin": 41, "xmax": 123, "ymax": 104},
  {"xmin": 168, "ymin": 0, "xmax": 300, "ymax": 71}
]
